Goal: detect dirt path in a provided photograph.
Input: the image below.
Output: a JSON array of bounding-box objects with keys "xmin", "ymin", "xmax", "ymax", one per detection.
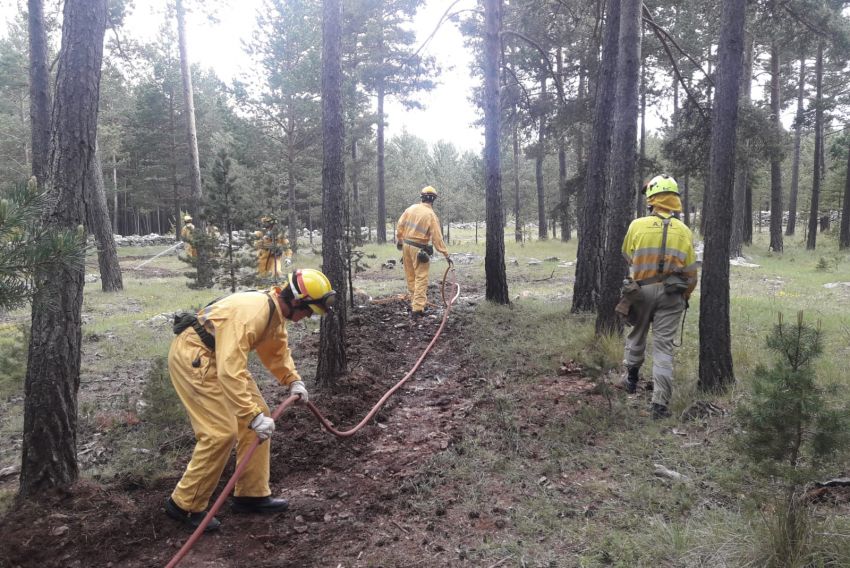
[{"xmin": 0, "ymin": 294, "xmax": 483, "ymax": 568}]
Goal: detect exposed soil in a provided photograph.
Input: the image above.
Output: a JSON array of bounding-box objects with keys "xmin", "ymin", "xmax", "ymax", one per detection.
[{"xmin": 0, "ymin": 287, "xmax": 501, "ymax": 568}]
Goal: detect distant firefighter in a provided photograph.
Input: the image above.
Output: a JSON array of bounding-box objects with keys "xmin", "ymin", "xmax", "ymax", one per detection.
[
  {"xmin": 180, "ymin": 214, "xmax": 196, "ymax": 258},
  {"xmin": 255, "ymin": 215, "xmax": 292, "ymax": 279}
]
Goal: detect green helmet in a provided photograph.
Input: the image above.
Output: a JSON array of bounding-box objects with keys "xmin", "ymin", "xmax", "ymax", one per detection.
[{"xmin": 643, "ymin": 174, "xmax": 679, "ymax": 198}]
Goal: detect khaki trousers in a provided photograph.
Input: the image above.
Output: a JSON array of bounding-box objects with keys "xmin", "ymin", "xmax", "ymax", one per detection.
[
  {"xmin": 623, "ymin": 283, "xmax": 685, "ymax": 407},
  {"xmin": 402, "ymin": 244, "xmax": 430, "ymax": 312},
  {"xmin": 168, "ymin": 330, "xmax": 271, "ymax": 512}
]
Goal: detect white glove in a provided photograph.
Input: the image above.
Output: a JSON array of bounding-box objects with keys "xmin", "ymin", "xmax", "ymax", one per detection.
[
  {"xmin": 289, "ymin": 380, "xmax": 309, "ymax": 403},
  {"xmin": 250, "ymin": 414, "xmax": 275, "ymax": 440}
]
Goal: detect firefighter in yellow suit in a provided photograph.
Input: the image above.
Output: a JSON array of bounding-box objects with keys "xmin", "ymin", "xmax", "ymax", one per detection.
[
  {"xmin": 165, "ymin": 269, "xmax": 337, "ymax": 531},
  {"xmin": 619, "ymin": 174, "xmax": 697, "ymax": 420},
  {"xmin": 395, "ymin": 186, "xmax": 452, "ymax": 317},
  {"xmin": 255, "ymin": 215, "xmax": 292, "ymax": 279},
  {"xmin": 180, "ymin": 214, "xmax": 196, "ymax": 257}
]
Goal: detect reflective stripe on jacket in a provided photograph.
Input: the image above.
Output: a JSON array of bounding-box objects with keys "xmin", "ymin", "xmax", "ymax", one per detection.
[
  {"xmin": 395, "ymin": 202, "xmax": 448, "ymax": 256},
  {"xmin": 196, "ymin": 288, "xmax": 301, "ymax": 418},
  {"xmin": 621, "ymin": 212, "xmax": 698, "ymax": 297}
]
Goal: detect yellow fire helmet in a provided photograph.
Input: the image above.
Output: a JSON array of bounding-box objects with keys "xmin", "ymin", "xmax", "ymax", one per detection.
[
  {"xmin": 183, "ymin": 214, "xmax": 193, "ymax": 223},
  {"xmin": 643, "ymin": 174, "xmax": 679, "ymax": 198},
  {"xmin": 260, "ymin": 214, "xmax": 277, "ymax": 227},
  {"xmin": 420, "ymin": 186, "xmax": 438, "ymax": 198},
  {"xmin": 287, "ymin": 268, "xmax": 337, "ymax": 316}
]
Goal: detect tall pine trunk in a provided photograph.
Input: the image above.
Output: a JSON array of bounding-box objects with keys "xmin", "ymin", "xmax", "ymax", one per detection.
[
  {"xmin": 87, "ymin": 145, "xmax": 123, "ymax": 291},
  {"xmin": 596, "ymin": 0, "xmax": 641, "ymax": 335},
  {"xmin": 768, "ymin": 42, "xmax": 784, "ymax": 252},
  {"xmin": 730, "ymin": 34, "xmax": 752, "ymax": 258},
  {"xmin": 483, "ymin": 0, "xmax": 509, "ymax": 304},
  {"xmin": 168, "ymin": 87, "xmax": 181, "ymax": 241},
  {"xmin": 559, "ymin": 139, "xmax": 570, "ymax": 241},
  {"xmin": 839, "ymin": 129, "xmax": 850, "ymax": 250},
  {"xmin": 376, "ymin": 28, "xmax": 387, "ymax": 245},
  {"xmin": 536, "ymin": 76, "xmax": 547, "ymax": 240},
  {"xmin": 20, "ymin": 0, "xmax": 107, "ymax": 498},
  {"xmin": 287, "ymin": 109, "xmax": 299, "ymax": 253},
  {"xmin": 698, "ymin": 0, "xmax": 747, "ymax": 392},
  {"xmin": 513, "ymin": 121, "xmax": 521, "ymax": 242},
  {"xmin": 316, "ymin": 0, "xmax": 347, "ymax": 384},
  {"xmin": 786, "ymin": 48, "xmax": 805, "ymax": 237},
  {"xmin": 572, "ymin": 0, "xmax": 620, "ymax": 313},
  {"xmin": 806, "ymin": 41, "xmax": 824, "ymax": 251},
  {"xmin": 28, "ymin": 0, "xmax": 51, "ymax": 186}
]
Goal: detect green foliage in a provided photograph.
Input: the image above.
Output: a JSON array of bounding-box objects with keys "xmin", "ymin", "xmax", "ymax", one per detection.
[
  {"xmin": 814, "ymin": 256, "xmax": 831, "ymax": 272},
  {"xmin": 0, "ymin": 324, "xmax": 27, "ymax": 400},
  {"xmin": 736, "ymin": 312, "xmax": 847, "ymax": 482},
  {"xmin": 0, "ymin": 178, "xmax": 85, "ymax": 310}
]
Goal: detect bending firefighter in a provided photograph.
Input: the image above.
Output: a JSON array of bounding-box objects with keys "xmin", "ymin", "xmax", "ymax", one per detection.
[
  {"xmin": 165, "ymin": 269, "xmax": 336, "ymax": 531},
  {"xmin": 255, "ymin": 215, "xmax": 292, "ymax": 279},
  {"xmin": 180, "ymin": 214, "xmax": 196, "ymax": 258},
  {"xmin": 618, "ymin": 174, "xmax": 697, "ymax": 420},
  {"xmin": 395, "ymin": 186, "xmax": 452, "ymax": 317}
]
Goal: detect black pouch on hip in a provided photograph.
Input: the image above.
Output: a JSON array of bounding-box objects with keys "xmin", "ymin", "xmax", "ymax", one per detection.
[
  {"xmin": 663, "ymin": 273, "xmax": 689, "ymax": 295},
  {"xmin": 417, "ymin": 249, "xmax": 430, "ymax": 263}
]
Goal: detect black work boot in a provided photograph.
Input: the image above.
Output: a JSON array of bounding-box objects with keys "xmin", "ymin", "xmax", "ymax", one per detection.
[
  {"xmin": 411, "ymin": 310, "xmax": 424, "ymax": 319},
  {"xmin": 165, "ymin": 497, "xmax": 221, "ymax": 532},
  {"xmin": 231, "ymin": 495, "xmax": 289, "ymax": 514},
  {"xmin": 651, "ymin": 403, "xmax": 672, "ymax": 420},
  {"xmin": 619, "ymin": 366, "xmax": 640, "ymax": 394}
]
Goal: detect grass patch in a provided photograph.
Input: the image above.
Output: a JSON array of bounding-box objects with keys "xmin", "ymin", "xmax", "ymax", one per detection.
[{"xmin": 0, "ymin": 324, "xmax": 27, "ymax": 401}]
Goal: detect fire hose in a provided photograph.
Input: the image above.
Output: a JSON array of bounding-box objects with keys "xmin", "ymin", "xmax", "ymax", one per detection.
[{"xmin": 165, "ymin": 265, "xmax": 460, "ymax": 568}]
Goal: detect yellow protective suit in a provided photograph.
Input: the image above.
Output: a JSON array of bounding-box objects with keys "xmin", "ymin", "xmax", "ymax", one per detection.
[
  {"xmin": 396, "ymin": 202, "xmax": 448, "ymax": 313},
  {"xmin": 256, "ymin": 230, "xmax": 292, "ymax": 279},
  {"xmin": 180, "ymin": 223, "xmax": 196, "ymax": 257},
  {"xmin": 168, "ymin": 288, "xmax": 301, "ymax": 513}
]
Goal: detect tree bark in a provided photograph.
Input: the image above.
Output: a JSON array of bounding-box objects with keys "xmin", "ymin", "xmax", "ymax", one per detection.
[
  {"xmin": 596, "ymin": 0, "xmax": 641, "ymax": 336},
  {"xmin": 287, "ymin": 109, "xmax": 299, "ymax": 253},
  {"xmin": 28, "ymin": 0, "xmax": 51, "ymax": 186},
  {"xmin": 840, "ymin": 131, "xmax": 850, "ymax": 250},
  {"xmin": 513, "ymin": 121, "xmax": 521, "ymax": 242},
  {"xmin": 636, "ymin": 55, "xmax": 646, "ymax": 218},
  {"xmin": 572, "ymin": 0, "xmax": 620, "ymax": 313},
  {"xmin": 768, "ymin": 41, "xmax": 784, "ymax": 252},
  {"xmin": 698, "ymin": 0, "xmax": 746, "ymax": 393},
  {"xmin": 168, "ymin": 87, "xmax": 181, "ymax": 241},
  {"xmin": 111, "ymin": 150, "xmax": 119, "ymax": 234},
  {"xmin": 806, "ymin": 41, "xmax": 824, "ymax": 251},
  {"xmin": 375, "ymin": 23, "xmax": 387, "ymax": 244},
  {"xmin": 786, "ymin": 48, "xmax": 805, "ymax": 237},
  {"xmin": 559, "ymin": 139, "xmax": 570, "ymax": 241},
  {"xmin": 729, "ymin": 34, "xmax": 752, "ymax": 258},
  {"xmin": 483, "ymin": 0, "xmax": 509, "ymax": 304},
  {"xmin": 316, "ymin": 0, "xmax": 347, "ymax": 384},
  {"xmin": 86, "ymin": 145, "xmax": 123, "ymax": 292},
  {"xmin": 536, "ymin": 76, "xmax": 547, "ymax": 240},
  {"xmin": 20, "ymin": 0, "xmax": 107, "ymax": 498}
]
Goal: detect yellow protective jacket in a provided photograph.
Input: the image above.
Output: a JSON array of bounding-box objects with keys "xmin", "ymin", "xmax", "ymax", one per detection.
[
  {"xmin": 622, "ymin": 211, "xmax": 698, "ymax": 298},
  {"xmin": 395, "ymin": 202, "xmax": 448, "ymax": 256},
  {"xmin": 195, "ymin": 288, "xmax": 301, "ymax": 419}
]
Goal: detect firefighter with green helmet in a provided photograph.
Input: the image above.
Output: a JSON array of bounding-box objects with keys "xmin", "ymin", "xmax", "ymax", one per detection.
[{"xmin": 618, "ymin": 174, "xmax": 698, "ymax": 419}]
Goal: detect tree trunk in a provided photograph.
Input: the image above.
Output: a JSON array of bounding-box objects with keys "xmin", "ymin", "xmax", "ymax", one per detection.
[
  {"xmin": 316, "ymin": 0, "xmax": 347, "ymax": 385},
  {"xmin": 596, "ymin": 0, "xmax": 640, "ymax": 336},
  {"xmin": 168, "ymin": 87, "xmax": 181, "ymax": 241},
  {"xmin": 177, "ymin": 0, "xmax": 210, "ymax": 286},
  {"xmin": 111, "ymin": 150, "xmax": 119, "ymax": 234},
  {"xmin": 768, "ymin": 42, "xmax": 783, "ymax": 252},
  {"xmin": 729, "ymin": 34, "xmax": 752, "ymax": 258},
  {"xmin": 536, "ymin": 76, "xmax": 547, "ymax": 240},
  {"xmin": 698, "ymin": 0, "xmax": 746, "ymax": 393},
  {"xmin": 786, "ymin": 48, "xmax": 805, "ymax": 237},
  {"xmin": 513, "ymin": 122, "xmax": 521, "ymax": 242},
  {"xmin": 376, "ymin": 65, "xmax": 387, "ymax": 243},
  {"xmin": 20, "ymin": 0, "xmax": 107, "ymax": 498},
  {"xmin": 840, "ymin": 130, "xmax": 850, "ymax": 250},
  {"xmin": 636, "ymin": 55, "xmax": 647, "ymax": 218},
  {"xmin": 483, "ymin": 0, "xmax": 509, "ymax": 304},
  {"xmin": 28, "ymin": 0, "xmax": 51, "ymax": 186},
  {"xmin": 572, "ymin": 0, "xmax": 620, "ymax": 313},
  {"xmin": 287, "ymin": 109, "xmax": 299, "ymax": 253},
  {"xmin": 683, "ymin": 175, "xmax": 690, "ymax": 225},
  {"xmin": 351, "ymin": 136, "xmax": 363, "ymax": 245},
  {"xmin": 559, "ymin": 139, "xmax": 570, "ymax": 241},
  {"xmin": 86, "ymin": 145, "xmax": 123, "ymax": 292},
  {"xmin": 806, "ymin": 41, "xmax": 824, "ymax": 251}
]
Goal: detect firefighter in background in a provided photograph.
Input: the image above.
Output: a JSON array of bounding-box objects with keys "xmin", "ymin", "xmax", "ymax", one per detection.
[
  {"xmin": 396, "ymin": 186, "xmax": 452, "ymax": 318},
  {"xmin": 180, "ymin": 214, "xmax": 196, "ymax": 257},
  {"xmin": 165, "ymin": 269, "xmax": 337, "ymax": 531},
  {"xmin": 255, "ymin": 215, "xmax": 292, "ymax": 279}
]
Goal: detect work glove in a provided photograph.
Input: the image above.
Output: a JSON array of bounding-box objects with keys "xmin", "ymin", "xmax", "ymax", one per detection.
[
  {"xmin": 289, "ymin": 380, "xmax": 309, "ymax": 403},
  {"xmin": 396, "ymin": 242, "xmax": 403, "ymax": 251},
  {"xmin": 250, "ymin": 413, "xmax": 275, "ymax": 440}
]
